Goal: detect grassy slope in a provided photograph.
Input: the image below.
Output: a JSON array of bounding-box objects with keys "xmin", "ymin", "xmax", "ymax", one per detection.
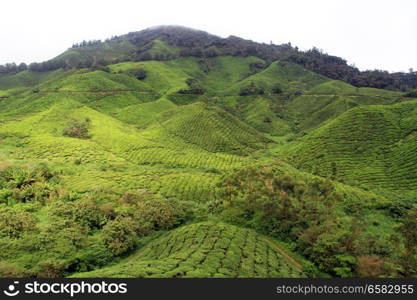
[
  {"xmin": 52, "ymin": 39, "xmax": 137, "ymax": 66},
  {"xmin": 72, "ymin": 222, "xmax": 304, "ymax": 278},
  {"xmin": 1, "ymin": 54, "xmax": 416, "ymax": 278},
  {"xmin": 201, "ymin": 56, "xmax": 265, "ymax": 93},
  {"xmin": 109, "ymin": 60, "xmax": 190, "ymax": 93},
  {"xmin": 0, "ymin": 80, "xmax": 261, "ymax": 202},
  {"xmin": 147, "ymin": 39, "xmax": 180, "ymax": 57},
  {"xmin": 0, "ymin": 69, "xmax": 72, "ymax": 91},
  {"xmin": 279, "ymin": 99, "xmax": 417, "ymax": 197},
  {"xmin": 226, "ymin": 61, "xmax": 329, "ymax": 94},
  {"xmin": 241, "ymin": 96, "xmax": 291, "ymax": 136},
  {"xmin": 286, "ymin": 80, "xmax": 403, "ymax": 131},
  {"xmin": 156, "ymin": 102, "xmax": 270, "ymax": 154},
  {"xmin": 38, "ymin": 70, "xmax": 151, "ymax": 92},
  {"xmin": 114, "ymin": 97, "xmax": 177, "ymax": 128}
]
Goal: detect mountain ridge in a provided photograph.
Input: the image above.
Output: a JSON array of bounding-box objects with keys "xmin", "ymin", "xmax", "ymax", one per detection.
[
  {"xmin": 1, "ymin": 25, "xmax": 417, "ymax": 91},
  {"xmin": 0, "ymin": 26, "xmax": 416, "ymax": 278}
]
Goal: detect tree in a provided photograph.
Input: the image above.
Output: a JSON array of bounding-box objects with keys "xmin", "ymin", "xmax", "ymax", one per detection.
[
  {"xmin": 0, "ymin": 62, "xmax": 18, "ymax": 74},
  {"xmin": 17, "ymin": 63, "xmax": 27, "ymax": 72},
  {"xmin": 271, "ymin": 84, "xmax": 283, "ymax": 94},
  {"xmin": 178, "ymin": 78, "xmax": 205, "ymax": 94},
  {"xmin": 129, "ymin": 68, "xmax": 147, "ymax": 80},
  {"xmin": 0, "ymin": 207, "xmax": 36, "ymax": 238},
  {"xmin": 102, "ymin": 217, "xmax": 137, "ymax": 255}
]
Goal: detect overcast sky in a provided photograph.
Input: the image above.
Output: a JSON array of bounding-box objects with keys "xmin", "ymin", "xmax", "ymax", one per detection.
[{"xmin": 1, "ymin": 0, "xmax": 416, "ymax": 72}]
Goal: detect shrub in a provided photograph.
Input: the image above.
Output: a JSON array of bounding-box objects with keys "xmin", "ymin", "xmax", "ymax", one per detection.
[
  {"xmin": 99, "ymin": 202, "xmax": 117, "ymax": 219},
  {"xmin": 0, "ymin": 262, "xmax": 31, "ymax": 278},
  {"xmin": 356, "ymin": 255, "xmax": 392, "ymax": 278},
  {"xmin": 100, "ymin": 190, "xmax": 192, "ymax": 256},
  {"xmin": 129, "ymin": 68, "xmax": 147, "ymax": 80},
  {"xmin": 0, "ymin": 207, "xmax": 36, "ymax": 238},
  {"xmin": 0, "ymin": 164, "xmax": 57, "ymax": 204},
  {"xmin": 249, "ymin": 62, "xmax": 265, "ymax": 74},
  {"xmin": 398, "ymin": 209, "xmax": 417, "ymax": 276},
  {"xmin": 239, "ymin": 82, "xmax": 264, "ymax": 96},
  {"xmin": 36, "ymin": 261, "xmax": 67, "ymax": 278},
  {"xmin": 101, "ymin": 217, "xmax": 137, "ymax": 255},
  {"xmin": 203, "ymin": 46, "xmax": 221, "ymax": 58},
  {"xmin": 178, "ymin": 78, "xmax": 205, "ymax": 94},
  {"xmin": 118, "ymin": 190, "xmax": 191, "ymax": 232},
  {"xmin": 63, "ymin": 118, "xmax": 90, "ymax": 139},
  {"xmin": 271, "ymin": 84, "xmax": 283, "ymax": 94},
  {"xmin": 404, "ymin": 90, "xmax": 417, "ymax": 98},
  {"xmin": 90, "ymin": 65, "xmax": 110, "ymax": 72},
  {"xmin": 48, "ymin": 200, "xmax": 105, "ymax": 231},
  {"xmin": 216, "ymin": 165, "xmax": 364, "ymax": 275}
]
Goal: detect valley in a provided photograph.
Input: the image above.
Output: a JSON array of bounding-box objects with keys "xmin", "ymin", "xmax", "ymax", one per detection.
[{"xmin": 0, "ymin": 26, "xmax": 416, "ymax": 278}]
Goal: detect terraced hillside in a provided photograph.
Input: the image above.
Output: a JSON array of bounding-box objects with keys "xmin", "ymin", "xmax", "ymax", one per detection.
[
  {"xmin": 73, "ymin": 222, "xmax": 304, "ymax": 278},
  {"xmin": 280, "ymin": 99, "xmax": 417, "ymax": 197},
  {"xmin": 285, "ymin": 80, "xmax": 403, "ymax": 131},
  {"xmin": 1, "ymin": 26, "xmax": 417, "ymax": 278}
]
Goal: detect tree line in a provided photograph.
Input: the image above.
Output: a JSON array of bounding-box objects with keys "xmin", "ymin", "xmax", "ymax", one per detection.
[
  {"xmin": 0, "ymin": 59, "xmax": 104, "ymax": 74},
  {"xmin": 1, "ymin": 26, "xmax": 417, "ymax": 91},
  {"xmin": 286, "ymin": 48, "xmax": 417, "ymax": 91}
]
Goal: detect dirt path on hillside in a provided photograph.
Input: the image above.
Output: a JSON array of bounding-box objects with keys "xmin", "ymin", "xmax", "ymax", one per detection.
[{"xmin": 261, "ymin": 237, "xmax": 304, "ymax": 273}]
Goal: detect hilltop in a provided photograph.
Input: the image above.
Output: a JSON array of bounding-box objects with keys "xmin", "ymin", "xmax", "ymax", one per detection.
[
  {"xmin": 73, "ymin": 222, "xmax": 305, "ymax": 278},
  {"xmin": 1, "ymin": 25, "xmax": 417, "ymax": 91}
]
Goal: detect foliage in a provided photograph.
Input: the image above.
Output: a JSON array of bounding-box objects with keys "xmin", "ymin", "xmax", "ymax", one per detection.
[
  {"xmin": 216, "ymin": 165, "xmax": 405, "ymax": 277},
  {"xmin": 0, "ymin": 207, "xmax": 36, "ymax": 238},
  {"xmin": 1, "ymin": 31, "xmax": 417, "ymax": 279},
  {"xmin": 0, "ymin": 182, "xmax": 194, "ymax": 277},
  {"xmin": 286, "ymin": 48, "xmax": 417, "ymax": 91},
  {"xmin": 398, "ymin": 209, "xmax": 417, "ymax": 276},
  {"xmin": 404, "ymin": 89, "xmax": 417, "ymax": 98},
  {"xmin": 128, "ymin": 68, "xmax": 147, "ymax": 80},
  {"xmin": 0, "ymin": 164, "xmax": 57, "ymax": 205},
  {"xmin": 102, "ymin": 216, "xmax": 137, "ymax": 255},
  {"xmin": 239, "ymin": 82, "xmax": 265, "ymax": 96},
  {"xmin": 4, "ymin": 26, "xmax": 415, "ymax": 91},
  {"xmin": 271, "ymin": 84, "xmax": 283, "ymax": 94},
  {"xmin": 63, "ymin": 118, "xmax": 90, "ymax": 139},
  {"xmin": 73, "ymin": 222, "xmax": 305, "ymax": 278},
  {"xmin": 178, "ymin": 78, "xmax": 205, "ymax": 94}
]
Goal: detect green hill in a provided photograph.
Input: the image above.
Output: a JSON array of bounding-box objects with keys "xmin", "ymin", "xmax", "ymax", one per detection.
[
  {"xmin": 242, "ymin": 96, "xmax": 292, "ymax": 136},
  {"xmin": 280, "ymin": 99, "xmax": 417, "ymax": 198},
  {"xmin": 72, "ymin": 222, "xmax": 304, "ymax": 278},
  {"xmin": 0, "ymin": 69, "xmax": 72, "ymax": 91},
  {"xmin": 52, "ymin": 38, "xmax": 137, "ymax": 67},
  {"xmin": 156, "ymin": 102, "xmax": 270, "ymax": 154},
  {"xmin": 285, "ymin": 80, "xmax": 403, "ymax": 131},
  {"xmin": 227, "ymin": 61, "xmax": 328, "ymax": 95},
  {"xmin": 1, "ymin": 26, "xmax": 416, "ymax": 279},
  {"xmin": 38, "ymin": 70, "xmax": 151, "ymax": 92}
]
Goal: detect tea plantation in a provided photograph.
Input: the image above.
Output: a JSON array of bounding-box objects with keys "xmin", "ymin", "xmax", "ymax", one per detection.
[{"xmin": 1, "ymin": 28, "xmax": 416, "ymax": 278}]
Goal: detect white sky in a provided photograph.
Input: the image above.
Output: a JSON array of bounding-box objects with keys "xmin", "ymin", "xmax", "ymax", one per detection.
[{"xmin": 1, "ymin": 0, "xmax": 416, "ymax": 72}]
